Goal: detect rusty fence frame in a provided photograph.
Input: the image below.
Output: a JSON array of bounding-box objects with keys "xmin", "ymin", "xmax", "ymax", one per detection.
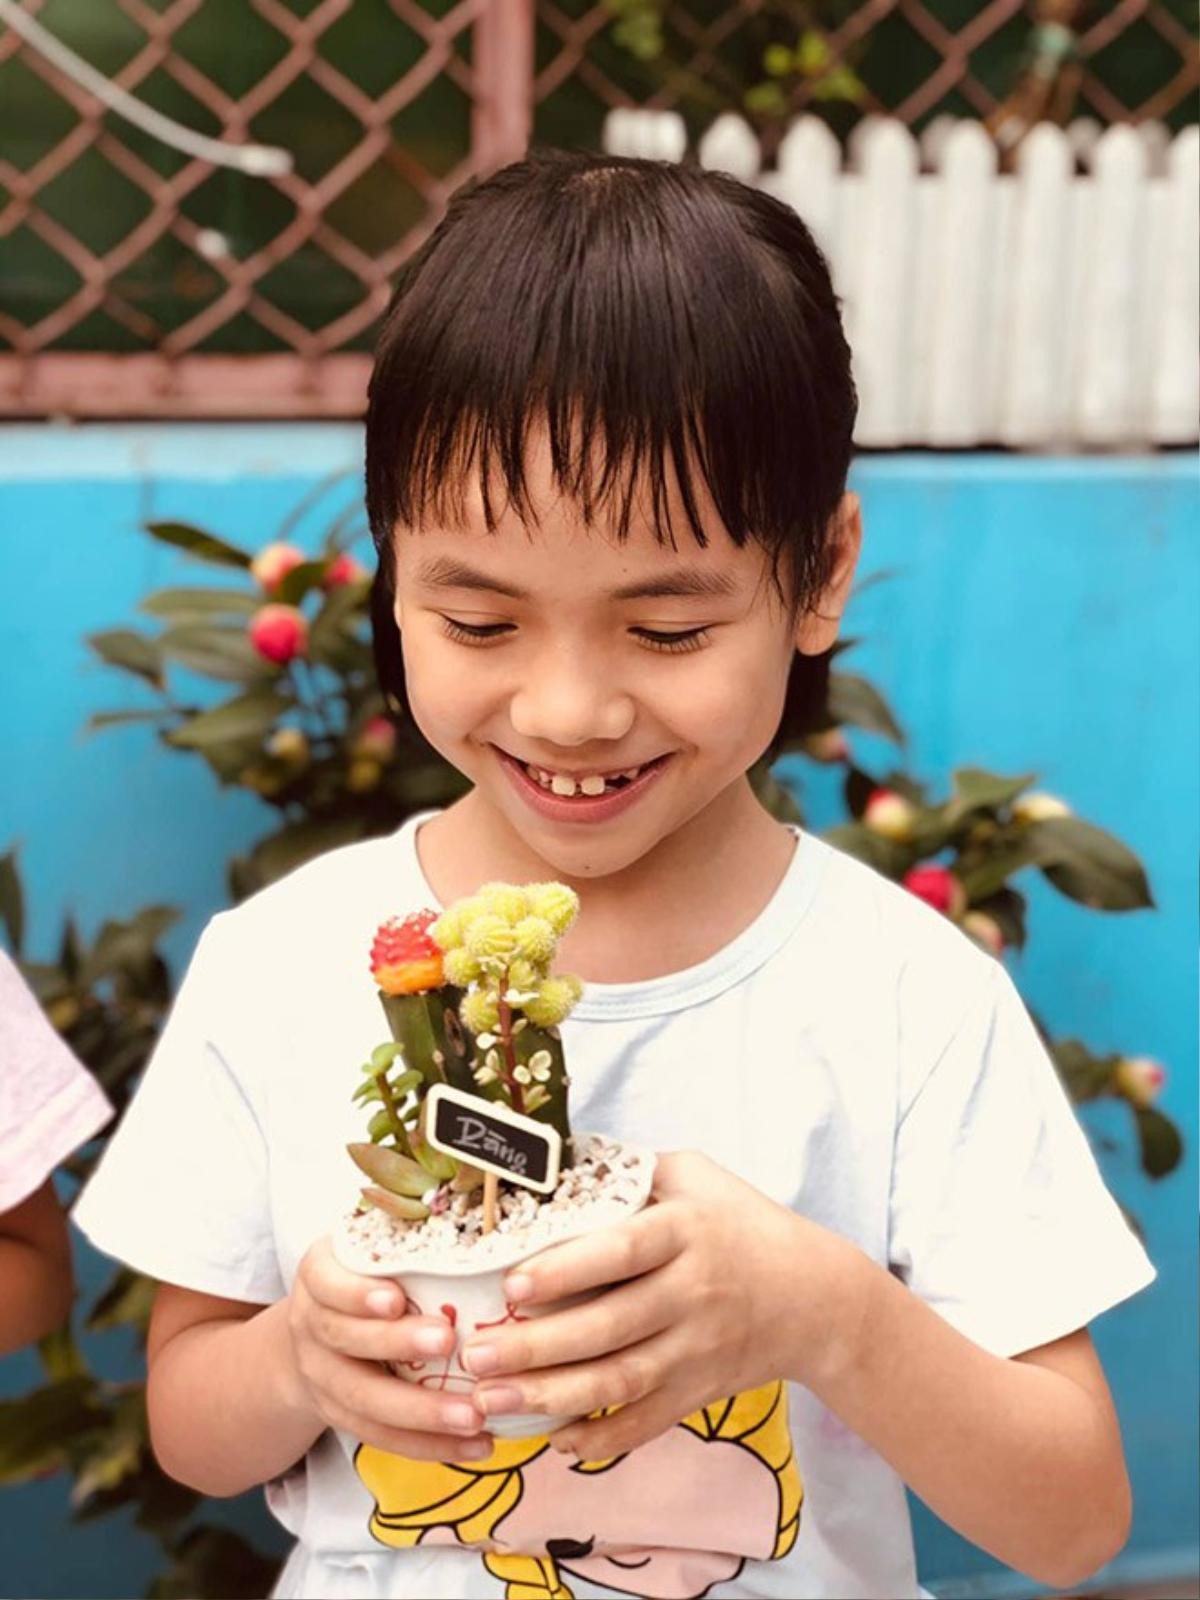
[{"xmin": 0, "ymin": 0, "xmax": 1195, "ymax": 419}]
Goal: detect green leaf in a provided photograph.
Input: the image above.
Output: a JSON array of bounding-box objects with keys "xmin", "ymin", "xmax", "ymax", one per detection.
[
  {"xmin": 763, "ymin": 42, "xmax": 795, "ymax": 77},
  {"xmin": 826, "ymin": 673, "xmax": 905, "ymax": 745},
  {"xmin": 81, "ymin": 907, "xmax": 179, "ymax": 989},
  {"xmin": 83, "ymin": 709, "xmax": 172, "ymax": 736},
  {"xmin": 1032, "ymin": 817, "xmax": 1154, "ymax": 911},
  {"xmin": 796, "ymin": 28, "xmax": 831, "ymax": 74},
  {"xmin": 59, "ymin": 916, "xmax": 83, "ymax": 983},
  {"xmin": 71, "ymin": 1391, "xmax": 146, "ymax": 1508},
  {"xmin": 957, "ymin": 836, "xmax": 1042, "ymax": 902},
  {"xmin": 87, "ymin": 1267, "xmax": 158, "ymax": 1333},
  {"xmin": 308, "ymin": 577, "xmax": 369, "ymax": 666},
  {"xmin": 159, "ymin": 624, "xmax": 273, "ymax": 684},
  {"xmin": 274, "ymin": 560, "xmax": 328, "ymax": 606},
  {"xmin": 88, "ymin": 629, "xmax": 163, "ymax": 688},
  {"xmin": 38, "ymin": 1324, "xmax": 87, "ymax": 1380},
  {"xmin": 973, "ymin": 887, "xmax": 1027, "ymax": 952},
  {"xmin": 843, "ymin": 765, "xmax": 876, "ymax": 820},
  {"xmin": 821, "ymin": 821, "xmax": 910, "ymax": 878},
  {"xmin": 811, "ymin": 63, "xmax": 866, "ymax": 103},
  {"xmin": 370, "ymin": 1041, "xmax": 403, "ymax": 1071},
  {"xmin": 0, "ymin": 849, "xmax": 24, "ymax": 954},
  {"xmin": 148, "ymin": 1525, "xmax": 281, "ymax": 1600},
  {"xmin": 744, "ymin": 81, "xmax": 788, "ymax": 116},
  {"xmin": 144, "ymin": 521, "xmax": 251, "ymax": 570},
  {"xmin": 140, "ymin": 587, "xmax": 259, "ymax": 619},
  {"xmin": 0, "ymin": 1378, "xmax": 103, "ymax": 1484},
  {"xmin": 1135, "ymin": 1106, "xmax": 1183, "ymax": 1179},
  {"xmin": 946, "ymin": 767, "xmax": 1037, "ymax": 822},
  {"xmin": 165, "ymin": 687, "xmax": 289, "ymax": 751},
  {"xmin": 242, "ymin": 816, "xmax": 369, "ymax": 890}
]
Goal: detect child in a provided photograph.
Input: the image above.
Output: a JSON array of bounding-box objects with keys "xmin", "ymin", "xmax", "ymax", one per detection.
[
  {"xmin": 1, "ymin": 949, "xmax": 112, "ymax": 1354},
  {"xmin": 75, "ymin": 150, "xmax": 1153, "ymax": 1600}
]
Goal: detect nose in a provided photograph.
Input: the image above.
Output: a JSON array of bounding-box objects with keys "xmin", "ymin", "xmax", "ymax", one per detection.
[{"xmin": 508, "ymin": 645, "xmax": 635, "ymax": 748}]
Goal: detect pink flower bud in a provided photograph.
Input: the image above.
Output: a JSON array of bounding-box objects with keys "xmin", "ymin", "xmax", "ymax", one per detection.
[
  {"xmin": 354, "ymin": 715, "xmax": 397, "ymax": 763},
  {"xmin": 903, "ymin": 864, "xmax": 967, "ymax": 919},
  {"xmin": 323, "ymin": 552, "xmax": 368, "ymax": 590},
  {"xmin": 864, "ymin": 788, "xmax": 919, "ymax": 842},
  {"xmin": 802, "ymin": 728, "xmax": 850, "ymax": 764},
  {"xmin": 1113, "ymin": 1056, "xmax": 1166, "ymax": 1109},
  {"xmin": 249, "ymin": 604, "xmax": 308, "ymax": 665},
  {"xmin": 250, "ymin": 542, "xmax": 304, "ymax": 594},
  {"xmin": 962, "ymin": 909, "xmax": 1005, "ymax": 956}
]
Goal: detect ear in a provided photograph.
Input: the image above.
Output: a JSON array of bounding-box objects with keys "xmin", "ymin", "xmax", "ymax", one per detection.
[{"xmin": 794, "ymin": 492, "xmax": 862, "ymax": 657}]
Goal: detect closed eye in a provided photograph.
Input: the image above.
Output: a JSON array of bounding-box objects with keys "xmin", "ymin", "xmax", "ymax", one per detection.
[{"xmin": 439, "ymin": 618, "xmax": 711, "ymax": 653}]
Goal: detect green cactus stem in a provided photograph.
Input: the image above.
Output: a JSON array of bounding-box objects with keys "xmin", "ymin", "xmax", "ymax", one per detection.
[{"xmin": 378, "ymin": 986, "xmax": 475, "ymax": 1095}]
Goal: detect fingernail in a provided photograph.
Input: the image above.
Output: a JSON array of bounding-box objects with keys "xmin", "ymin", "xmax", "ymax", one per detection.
[
  {"xmin": 446, "ymin": 1402, "xmax": 484, "ymax": 1431},
  {"xmin": 366, "ymin": 1289, "xmax": 399, "ymax": 1316},
  {"xmin": 457, "ymin": 1438, "xmax": 494, "ymax": 1461},
  {"xmin": 462, "ymin": 1343, "xmax": 499, "ymax": 1375},
  {"xmin": 505, "ymin": 1273, "xmax": 533, "ymax": 1303},
  {"xmin": 414, "ymin": 1327, "xmax": 451, "ymax": 1356},
  {"xmin": 476, "ymin": 1385, "xmax": 524, "ymax": 1416}
]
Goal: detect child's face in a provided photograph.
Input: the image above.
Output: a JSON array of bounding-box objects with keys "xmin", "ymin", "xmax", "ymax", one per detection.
[{"xmin": 392, "ymin": 430, "xmax": 859, "ymax": 880}]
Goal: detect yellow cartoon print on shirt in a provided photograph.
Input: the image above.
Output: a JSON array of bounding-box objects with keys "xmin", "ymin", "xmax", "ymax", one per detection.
[{"xmin": 355, "ymin": 1379, "xmax": 801, "ymax": 1600}]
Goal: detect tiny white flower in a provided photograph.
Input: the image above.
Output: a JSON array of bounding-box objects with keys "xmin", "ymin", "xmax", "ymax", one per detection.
[
  {"xmin": 475, "ymin": 1032, "xmax": 497, "ymax": 1050},
  {"xmin": 507, "ymin": 989, "xmax": 539, "ymax": 1006},
  {"xmin": 513, "ymin": 1064, "xmax": 532, "ymax": 1086},
  {"xmin": 432, "ymin": 1049, "xmax": 445, "ymax": 1066},
  {"xmin": 528, "ymin": 1050, "xmax": 553, "ymax": 1082},
  {"xmin": 485, "ymin": 1048, "xmax": 501, "ymax": 1072},
  {"xmin": 512, "ymin": 1018, "xmax": 528, "ymax": 1034},
  {"xmin": 473, "ymin": 1065, "xmax": 497, "ymax": 1085}
]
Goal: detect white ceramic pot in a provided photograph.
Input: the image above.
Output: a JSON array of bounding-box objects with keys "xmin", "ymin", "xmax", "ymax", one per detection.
[{"xmin": 332, "ymin": 1139, "xmax": 655, "ymax": 1439}]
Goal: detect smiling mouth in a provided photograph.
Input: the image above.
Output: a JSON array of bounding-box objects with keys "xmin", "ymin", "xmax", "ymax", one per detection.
[{"xmin": 497, "ymin": 750, "xmax": 668, "ymax": 797}]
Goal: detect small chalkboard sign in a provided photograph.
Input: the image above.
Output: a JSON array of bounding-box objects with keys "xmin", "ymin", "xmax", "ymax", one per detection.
[{"xmin": 424, "ymin": 1084, "xmax": 562, "ymax": 1195}]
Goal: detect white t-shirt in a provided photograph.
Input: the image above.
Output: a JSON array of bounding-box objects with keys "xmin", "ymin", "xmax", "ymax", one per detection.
[{"xmin": 73, "ymin": 811, "xmax": 1154, "ymax": 1600}]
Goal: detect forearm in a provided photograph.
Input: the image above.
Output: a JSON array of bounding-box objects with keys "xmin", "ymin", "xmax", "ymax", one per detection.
[
  {"xmin": 148, "ymin": 1298, "xmax": 325, "ymax": 1496},
  {"xmin": 794, "ymin": 1226, "xmax": 1129, "ymax": 1588},
  {"xmin": 0, "ymin": 1237, "xmax": 73, "ymax": 1354}
]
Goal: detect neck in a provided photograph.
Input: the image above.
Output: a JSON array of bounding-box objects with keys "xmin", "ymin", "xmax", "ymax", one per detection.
[{"xmin": 416, "ymin": 777, "xmax": 797, "ymax": 983}]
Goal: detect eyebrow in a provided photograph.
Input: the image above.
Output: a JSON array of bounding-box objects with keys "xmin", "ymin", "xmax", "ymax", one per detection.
[{"xmin": 416, "ymin": 556, "xmax": 738, "ymax": 602}]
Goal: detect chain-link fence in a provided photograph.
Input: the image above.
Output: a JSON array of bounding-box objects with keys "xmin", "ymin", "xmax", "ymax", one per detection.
[{"xmin": 1, "ymin": 0, "xmax": 1195, "ymax": 416}]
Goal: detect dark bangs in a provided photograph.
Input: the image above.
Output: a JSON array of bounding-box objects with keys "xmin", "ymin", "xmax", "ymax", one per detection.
[{"xmin": 365, "ymin": 148, "xmax": 856, "ymax": 612}]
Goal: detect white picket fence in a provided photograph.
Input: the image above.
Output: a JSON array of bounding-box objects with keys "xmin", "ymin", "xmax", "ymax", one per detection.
[{"xmin": 603, "ymin": 110, "xmax": 1199, "ymax": 450}]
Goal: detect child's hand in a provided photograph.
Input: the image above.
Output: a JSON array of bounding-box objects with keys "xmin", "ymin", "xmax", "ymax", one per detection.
[
  {"xmin": 287, "ymin": 1237, "xmax": 493, "ymax": 1460},
  {"xmin": 460, "ymin": 1152, "xmax": 855, "ymax": 1459}
]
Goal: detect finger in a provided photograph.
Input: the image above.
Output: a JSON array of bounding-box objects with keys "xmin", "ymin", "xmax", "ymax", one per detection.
[
  {"xmin": 323, "ymin": 1400, "xmax": 494, "ymax": 1464},
  {"xmin": 313, "ymin": 1349, "xmax": 486, "ymax": 1438},
  {"xmin": 500, "ymin": 1204, "xmax": 683, "ymax": 1309},
  {"xmin": 474, "ymin": 1332, "xmax": 672, "ymax": 1424},
  {"xmin": 300, "ymin": 1237, "xmax": 407, "ymax": 1319},
  {"xmin": 461, "ymin": 1271, "xmax": 675, "ymax": 1379},
  {"xmin": 308, "ymin": 1305, "xmax": 455, "ymax": 1366},
  {"xmin": 548, "ymin": 1385, "xmax": 686, "ymax": 1461}
]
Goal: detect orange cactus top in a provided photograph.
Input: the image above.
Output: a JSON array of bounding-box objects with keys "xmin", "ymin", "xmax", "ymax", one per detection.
[{"xmin": 370, "ymin": 909, "xmax": 444, "ymax": 995}]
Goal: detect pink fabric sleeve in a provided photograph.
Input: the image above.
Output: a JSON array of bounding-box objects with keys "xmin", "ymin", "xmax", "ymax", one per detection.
[{"xmin": 0, "ymin": 949, "xmax": 113, "ymax": 1212}]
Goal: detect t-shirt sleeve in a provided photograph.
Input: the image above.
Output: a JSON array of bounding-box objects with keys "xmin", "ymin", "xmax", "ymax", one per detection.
[
  {"xmin": 888, "ymin": 962, "xmax": 1155, "ymax": 1357},
  {"xmin": 0, "ymin": 949, "xmax": 113, "ymax": 1211},
  {"xmin": 72, "ymin": 913, "xmax": 285, "ymax": 1305}
]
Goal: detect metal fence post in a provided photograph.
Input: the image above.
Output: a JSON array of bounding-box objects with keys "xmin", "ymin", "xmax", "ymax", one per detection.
[{"xmin": 472, "ymin": 0, "xmax": 535, "ymax": 174}]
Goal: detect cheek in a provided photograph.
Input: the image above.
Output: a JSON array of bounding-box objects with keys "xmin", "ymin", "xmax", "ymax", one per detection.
[
  {"xmin": 673, "ymin": 641, "xmax": 789, "ymax": 752},
  {"xmin": 402, "ymin": 634, "xmax": 499, "ymax": 744}
]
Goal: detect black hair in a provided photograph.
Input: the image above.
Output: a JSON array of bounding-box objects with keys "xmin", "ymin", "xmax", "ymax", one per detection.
[{"xmin": 366, "ymin": 147, "xmax": 857, "ymax": 759}]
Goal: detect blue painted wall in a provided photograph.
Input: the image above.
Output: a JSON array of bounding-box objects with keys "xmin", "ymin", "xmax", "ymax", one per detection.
[{"xmin": 1, "ymin": 428, "xmax": 1196, "ymax": 1597}]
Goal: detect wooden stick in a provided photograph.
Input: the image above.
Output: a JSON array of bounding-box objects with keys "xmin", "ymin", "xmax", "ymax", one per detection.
[{"xmin": 482, "ymin": 1171, "xmax": 499, "ymax": 1235}]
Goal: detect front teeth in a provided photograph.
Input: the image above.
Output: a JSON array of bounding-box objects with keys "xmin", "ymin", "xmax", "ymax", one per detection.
[{"xmin": 524, "ymin": 762, "xmax": 645, "ymax": 797}]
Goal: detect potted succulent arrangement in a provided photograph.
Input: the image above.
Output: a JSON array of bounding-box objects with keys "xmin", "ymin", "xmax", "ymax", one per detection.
[{"xmin": 333, "ymin": 882, "xmax": 655, "ymax": 1438}]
